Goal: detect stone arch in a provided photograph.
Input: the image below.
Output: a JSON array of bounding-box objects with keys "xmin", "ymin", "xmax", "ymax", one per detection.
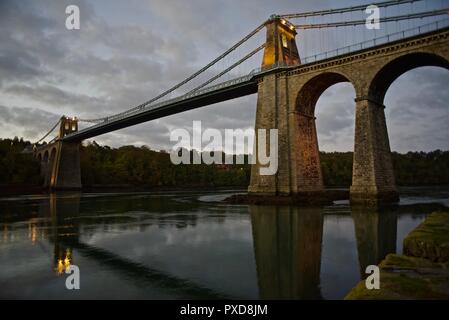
[
  {"xmin": 296, "ymin": 71, "xmax": 355, "ymax": 116},
  {"xmin": 345, "ymin": 52, "xmax": 448, "ymax": 204},
  {"xmin": 43, "ymin": 150, "xmax": 49, "ymax": 163},
  {"xmin": 37, "ymin": 153, "xmax": 42, "ymax": 162},
  {"xmin": 349, "ymin": 51, "xmax": 449, "ymax": 204},
  {"xmin": 292, "ymin": 72, "xmax": 356, "ymax": 193},
  {"xmin": 50, "ymin": 148, "xmax": 57, "ymax": 161},
  {"xmin": 368, "ymin": 51, "xmax": 449, "ymax": 104}
]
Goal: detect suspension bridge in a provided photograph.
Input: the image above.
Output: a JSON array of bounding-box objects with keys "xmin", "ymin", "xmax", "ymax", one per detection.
[{"xmin": 31, "ymin": 0, "xmax": 449, "ymax": 204}]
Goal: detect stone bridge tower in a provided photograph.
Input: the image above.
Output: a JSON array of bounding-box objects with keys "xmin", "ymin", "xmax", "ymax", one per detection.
[
  {"xmin": 34, "ymin": 116, "xmax": 81, "ymax": 190},
  {"xmin": 249, "ymin": 15, "xmax": 318, "ymax": 200}
]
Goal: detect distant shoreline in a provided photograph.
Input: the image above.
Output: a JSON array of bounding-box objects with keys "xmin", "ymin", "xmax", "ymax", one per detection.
[
  {"xmin": 2, "ymin": 184, "xmax": 449, "ymax": 197},
  {"xmin": 0, "ymin": 184, "xmax": 249, "ymax": 196}
]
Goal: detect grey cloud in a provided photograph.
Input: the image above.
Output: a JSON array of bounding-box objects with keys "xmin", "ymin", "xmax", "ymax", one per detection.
[
  {"xmin": 3, "ymin": 84, "xmax": 108, "ymax": 116},
  {"xmin": 385, "ymin": 66, "xmax": 449, "ymax": 152},
  {"xmin": 0, "ymin": 105, "xmax": 60, "ymax": 140},
  {"xmin": 315, "ymin": 83, "xmax": 355, "ymax": 151},
  {"xmin": 0, "ymin": 51, "xmax": 48, "ymax": 87},
  {"xmin": 0, "ymin": 0, "xmax": 448, "ymax": 154}
]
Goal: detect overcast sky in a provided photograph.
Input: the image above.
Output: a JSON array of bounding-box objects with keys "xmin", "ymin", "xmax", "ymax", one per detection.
[{"xmin": 1, "ymin": 0, "xmax": 448, "ymax": 153}]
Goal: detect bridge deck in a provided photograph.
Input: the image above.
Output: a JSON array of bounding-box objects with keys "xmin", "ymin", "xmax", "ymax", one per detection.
[{"xmin": 63, "ymin": 76, "xmax": 258, "ymax": 142}]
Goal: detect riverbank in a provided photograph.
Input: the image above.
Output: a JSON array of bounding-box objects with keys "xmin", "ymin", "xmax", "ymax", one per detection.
[
  {"xmin": 345, "ymin": 211, "xmax": 449, "ymax": 299},
  {"xmin": 0, "ymin": 185, "xmax": 46, "ymax": 196},
  {"xmin": 223, "ymin": 189, "xmax": 350, "ymax": 205},
  {"xmin": 0, "ymin": 184, "xmax": 248, "ymax": 197}
]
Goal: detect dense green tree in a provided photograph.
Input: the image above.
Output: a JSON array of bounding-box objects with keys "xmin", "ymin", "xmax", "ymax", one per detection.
[
  {"xmin": 2, "ymin": 138, "xmax": 449, "ymax": 188},
  {"xmin": 0, "ymin": 138, "xmax": 41, "ymax": 185}
]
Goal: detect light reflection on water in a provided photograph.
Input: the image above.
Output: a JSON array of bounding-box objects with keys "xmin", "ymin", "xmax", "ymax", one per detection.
[{"xmin": 0, "ymin": 187, "xmax": 447, "ymax": 299}]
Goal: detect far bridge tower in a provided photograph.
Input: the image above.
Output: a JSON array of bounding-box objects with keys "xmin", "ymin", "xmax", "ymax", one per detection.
[{"xmin": 34, "ymin": 116, "xmax": 81, "ymax": 190}]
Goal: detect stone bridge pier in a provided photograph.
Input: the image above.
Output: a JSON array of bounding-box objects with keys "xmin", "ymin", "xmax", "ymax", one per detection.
[
  {"xmin": 249, "ymin": 16, "xmax": 449, "ymax": 204},
  {"xmin": 34, "ymin": 117, "xmax": 81, "ymax": 190}
]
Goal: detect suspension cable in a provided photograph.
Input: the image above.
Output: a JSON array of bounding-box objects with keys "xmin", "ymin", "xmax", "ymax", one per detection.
[
  {"xmin": 281, "ymin": 0, "xmax": 421, "ymax": 19},
  {"xmin": 294, "ymin": 9, "xmax": 449, "ymax": 29},
  {"xmin": 188, "ymin": 43, "xmax": 265, "ymax": 93},
  {"xmin": 33, "ymin": 118, "xmax": 61, "ymax": 144},
  {"xmin": 78, "ymin": 21, "xmax": 267, "ymax": 123}
]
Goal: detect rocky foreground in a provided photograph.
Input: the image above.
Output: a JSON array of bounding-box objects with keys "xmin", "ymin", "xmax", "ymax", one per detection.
[{"xmin": 346, "ymin": 212, "xmax": 449, "ymax": 299}]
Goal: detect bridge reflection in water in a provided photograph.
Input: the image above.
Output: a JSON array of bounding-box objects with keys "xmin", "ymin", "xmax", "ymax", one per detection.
[
  {"xmin": 41, "ymin": 194, "xmax": 231, "ymax": 299},
  {"xmin": 3, "ymin": 191, "xmax": 439, "ymax": 299},
  {"xmin": 351, "ymin": 207, "xmax": 397, "ymax": 279},
  {"xmin": 250, "ymin": 206, "xmax": 323, "ymax": 299},
  {"xmin": 250, "ymin": 205, "xmax": 398, "ymax": 299},
  {"xmin": 41, "ymin": 194, "xmax": 78, "ymax": 275}
]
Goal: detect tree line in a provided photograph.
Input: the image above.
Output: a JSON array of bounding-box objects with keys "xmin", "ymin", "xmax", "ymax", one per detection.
[{"xmin": 1, "ymin": 137, "xmax": 449, "ymax": 188}]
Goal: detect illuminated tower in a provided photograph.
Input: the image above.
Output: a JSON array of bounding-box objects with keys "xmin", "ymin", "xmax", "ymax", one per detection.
[
  {"xmin": 262, "ymin": 15, "xmax": 300, "ymax": 69},
  {"xmin": 59, "ymin": 116, "xmax": 78, "ymax": 138}
]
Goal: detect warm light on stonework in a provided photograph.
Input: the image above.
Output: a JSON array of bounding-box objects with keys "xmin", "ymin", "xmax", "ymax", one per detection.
[{"xmin": 56, "ymin": 249, "xmax": 72, "ymax": 275}]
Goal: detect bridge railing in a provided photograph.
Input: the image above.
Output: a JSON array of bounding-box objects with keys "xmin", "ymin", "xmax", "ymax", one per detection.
[
  {"xmin": 90, "ymin": 62, "xmax": 291, "ymax": 125},
  {"xmin": 302, "ymin": 18, "xmax": 449, "ymax": 64},
  {"xmin": 108, "ymin": 74, "xmax": 253, "ymax": 117}
]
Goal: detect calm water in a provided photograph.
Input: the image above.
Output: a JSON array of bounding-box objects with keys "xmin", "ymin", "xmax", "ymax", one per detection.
[{"xmin": 1, "ymin": 187, "xmax": 448, "ymax": 300}]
